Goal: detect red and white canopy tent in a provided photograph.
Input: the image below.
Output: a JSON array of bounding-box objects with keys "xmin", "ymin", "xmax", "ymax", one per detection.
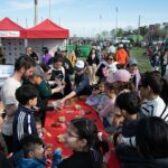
[
  {"xmin": 0, "ymin": 17, "xmax": 25, "ymax": 38},
  {"xmin": 23, "ymin": 19, "xmax": 69, "ymax": 39},
  {"xmin": 23, "ymin": 19, "xmax": 69, "ymax": 59},
  {"xmin": 0, "ymin": 17, "xmax": 70, "ymax": 64},
  {"xmin": 0, "ymin": 17, "xmax": 25, "ymax": 64}
]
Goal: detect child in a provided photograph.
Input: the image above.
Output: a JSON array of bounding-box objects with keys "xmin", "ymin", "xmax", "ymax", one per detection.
[
  {"xmin": 112, "ymin": 92, "xmax": 140, "ymax": 139},
  {"xmin": 30, "ymin": 67, "xmax": 65, "ymax": 98},
  {"xmin": 58, "ymin": 118, "xmax": 109, "ymax": 168},
  {"xmin": 99, "ymin": 83, "xmax": 117, "ymax": 132},
  {"xmin": 17, "ymin": 135, "xmax": 45, "ymax": 168},
  {"xmin": 111, "ymin": 92, "xmax": 140, "ymax": 166},
  {"xmin": 85, "ymin": 84, "xmax": 100, "ymax": 106},
  {"xmin": 30, "ymin": 67, "xmax": 65, "ymax": 124},
  {"xmin": 14, "ymin": 135, "xmax": 62, "ymax": 168},
  {"xmin": 95, "ymin": 82, "xmax": 109, "ymax": 112},
  {"xmin": 50, "ymin": 56, "xmax": 66, "ymax": 99},
  {"xmin": 13, "ymin": 84, "xmax": 39, "ymax": 152},
  {"xmin": 35, "ymin": 118, "xmax": 43, "ymax": 138}
]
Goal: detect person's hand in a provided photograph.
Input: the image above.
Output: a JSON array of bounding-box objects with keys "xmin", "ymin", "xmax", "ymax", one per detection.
[
  {"xmin": 51, "ymin": 101, "xmax": 63, "ymax": 110},
  {"xmin": 58, "ymin": 84, "xmax": 65, "ymax": 90},
  {"xmin": 53, "ymin": 85, "xmax": 65, "ymax": 94},
  {"xmin": 116, "ymin": 134, "xmax": 124, "ymax": 145},
  {"xmin": 0, "ymin": 101, "xmax": 4, "ymax": 113},
  {"xmin": 59, "ymin": 98, "xmax": 66, "ymax": 105}
]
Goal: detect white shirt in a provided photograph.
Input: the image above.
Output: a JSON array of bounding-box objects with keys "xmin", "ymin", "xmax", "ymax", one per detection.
[
  {"xmin": 107, "ymin": 62, "xmax": 118, "ymax": 73},
  {"xmin": 1, "ymin": 77, "xmax": 21, "ymax": 136},
  {"xmin": 141, "ymin": 96, "xmax": 168, "ymax": 121},
  {"xmin": 1, "ymin": 77, "xmax": 21, "ymax": 106}
]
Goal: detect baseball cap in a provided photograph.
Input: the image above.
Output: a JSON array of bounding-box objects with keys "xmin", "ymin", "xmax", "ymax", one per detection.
[
  {"xmin": 4, "ymin": 97, "xmax": 17, "ymax": 105},
  {"xmin": 118, "ymin": 44, "xmax": 123, "ymax": 48},
  {"xmin": 128, "ymin": 57, "xmax": 138, "ymax": 66},
  {"xmin": 75, "ymin": 60, "xmax": 85, "ymax": 69},
  {"xmin": 106, "ymin": 69, "xmax": 131, "ymax": 83}
]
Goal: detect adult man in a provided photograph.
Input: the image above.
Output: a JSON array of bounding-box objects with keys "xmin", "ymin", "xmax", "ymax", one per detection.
[
  {"xmin": 26, "ymin": 47, "xmax": 39, "ymax": 63},
  {"xmin": 60, "ymin": 60, "xmax": 92, "ymax": 103},
  {"xmin": 1, "ymin": 55, "xmax": 36, "ymax": 153}
]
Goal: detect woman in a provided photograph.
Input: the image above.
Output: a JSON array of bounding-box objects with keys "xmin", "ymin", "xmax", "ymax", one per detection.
[
  {"xmin": 42, "ymin": 47, "xmax": 52, "ymax": 65},
  {"xmin": 86, "ymin": 48, "xmax": 100, "ymax": 85},
  {"xmin": 58, "ymin": 118, "xmax": 109, "ymax": 168}
]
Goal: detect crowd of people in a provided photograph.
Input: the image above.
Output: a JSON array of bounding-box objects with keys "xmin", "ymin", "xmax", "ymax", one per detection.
[
  {"xmin": 147, "ymin": 42, "xmax": 168, "ymax": 76},
  {"xmin": 0, "ymin": 42, "xmax": 167, "ymax": 168}
]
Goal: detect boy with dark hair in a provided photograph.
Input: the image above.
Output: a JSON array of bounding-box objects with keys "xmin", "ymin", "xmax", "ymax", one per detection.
[
  {"xmin": 13, "ymin": 84, "xmax": 39, "ymax": 152},
  {"xmin": 15, "ymin": 135, "xmax": 62, "ymax": 168},
  {"xmin": 112, "ymin": 92, "xmax": 140, "ymax": 165},
  {"xmin": 17, "ymin": 135, "xmax": 45, "ymax": 168}
]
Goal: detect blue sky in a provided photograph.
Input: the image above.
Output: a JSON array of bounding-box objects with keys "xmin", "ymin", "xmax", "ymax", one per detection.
[{"xmin": 0, "ymin": 0, "xmax": 168, "ymax": 37}]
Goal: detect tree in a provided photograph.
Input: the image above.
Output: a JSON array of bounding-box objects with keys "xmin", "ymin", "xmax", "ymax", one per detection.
[
  {"xmin": 116, "ymin": 28, "xmax": 124, "ymax": 37},
  {"xmin": 140, "ymin": 26, "xmax": 148, "ymax": 36},
  {"xmin": 110, "ymin": 29, "xmax": 115, "ymax": 38}
]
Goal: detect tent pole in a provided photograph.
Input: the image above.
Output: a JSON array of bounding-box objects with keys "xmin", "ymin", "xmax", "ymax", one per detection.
[
  {"xmin": 49, "ymin": 0, "xmax": 51, "ymax": 19},
  {"xmin": 34, "ymin": 0, "xmax": 38, "ymax": 25}
]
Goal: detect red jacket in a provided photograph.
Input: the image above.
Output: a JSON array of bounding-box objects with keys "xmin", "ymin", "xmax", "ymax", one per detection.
[{"xmin": 116, "ymin": 49, "xmax": 128, "ymax": 65}]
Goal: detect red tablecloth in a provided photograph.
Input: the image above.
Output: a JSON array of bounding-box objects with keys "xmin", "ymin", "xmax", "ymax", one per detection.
[{"xmin": 44, "ymin": 99, "xmax": 107, "ymax": 157}]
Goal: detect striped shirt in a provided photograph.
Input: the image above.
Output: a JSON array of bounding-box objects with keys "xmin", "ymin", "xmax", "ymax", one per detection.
[{"xmin": 13, "ymin": 104, "xmax": 38, "ymax": 152}]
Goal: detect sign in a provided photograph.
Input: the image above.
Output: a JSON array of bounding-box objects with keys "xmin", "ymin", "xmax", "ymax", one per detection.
[{"xmin": 0, "ymin": 31, "xmax": 20, "ymax": 37}]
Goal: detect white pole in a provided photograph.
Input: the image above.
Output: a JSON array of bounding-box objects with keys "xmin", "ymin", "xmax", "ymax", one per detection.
[
  {"xmin": 115, "ymin": 7, "xmax": 118, "ymax": 38},
  {"xmin": 49, "ymin": 0, "xmax": 51, "ymax": 19},
  {"xmin": 34, "ymin": 0, "xmax": 38, "ymax": 25}
]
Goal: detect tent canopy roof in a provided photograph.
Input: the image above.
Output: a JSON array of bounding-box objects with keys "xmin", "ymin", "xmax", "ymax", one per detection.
[
  {"xmin": 24, "ymin": 19, "xmax": 69, "ymax": 39},
  {"xmin": 0, "ymin": 18, "xmax": 69, "ymax": 39},
  {"xmin": 0, "ymin": 17, "xmax": 24, "ymax": 30}
]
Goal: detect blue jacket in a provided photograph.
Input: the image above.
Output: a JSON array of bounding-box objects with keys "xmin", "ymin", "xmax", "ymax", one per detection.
[
  {"xmin": 17, "ymin": 158, "xmax": 45, "ymax": 168},
  {"xmin": 13, "ymin": 104, "xmax": 38, "ymax": 152},
  {"xmin": 75, "ymin": 73, "xmax": 92, "ymax": 96}
]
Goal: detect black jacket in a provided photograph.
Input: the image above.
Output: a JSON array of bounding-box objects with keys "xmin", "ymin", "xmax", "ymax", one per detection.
[
  {"xmin": 87, "ymin": 55, "xmax": 99, "ymax": 66},
  {"xmin": 121, "ymin": 157, "xmax": 168, "ymax": 168},
  {"xmin": 13, "ymin": 104, "xmax": 38, "ymax": 152},
  {"xmin": 75, "ymin": 73, "xmax": 92, "ymax": 96},
  {"xmin": 0, "ymin": 152, "xmax": 12, "ymax": 168},
  {"xmin": 58, "ymin": 150, "xmax": 103, "ymax": 168}
]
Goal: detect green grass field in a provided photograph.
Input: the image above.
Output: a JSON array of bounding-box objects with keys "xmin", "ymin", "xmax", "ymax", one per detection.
[{"xmin": 130, "ymin": 47, "xmax": 151, "ymax": 72}]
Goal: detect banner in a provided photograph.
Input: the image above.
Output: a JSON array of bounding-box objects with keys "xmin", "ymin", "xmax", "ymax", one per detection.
[{"xmin": 0, "ymin": 31, "xmax": 20, "ymax": 37}]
